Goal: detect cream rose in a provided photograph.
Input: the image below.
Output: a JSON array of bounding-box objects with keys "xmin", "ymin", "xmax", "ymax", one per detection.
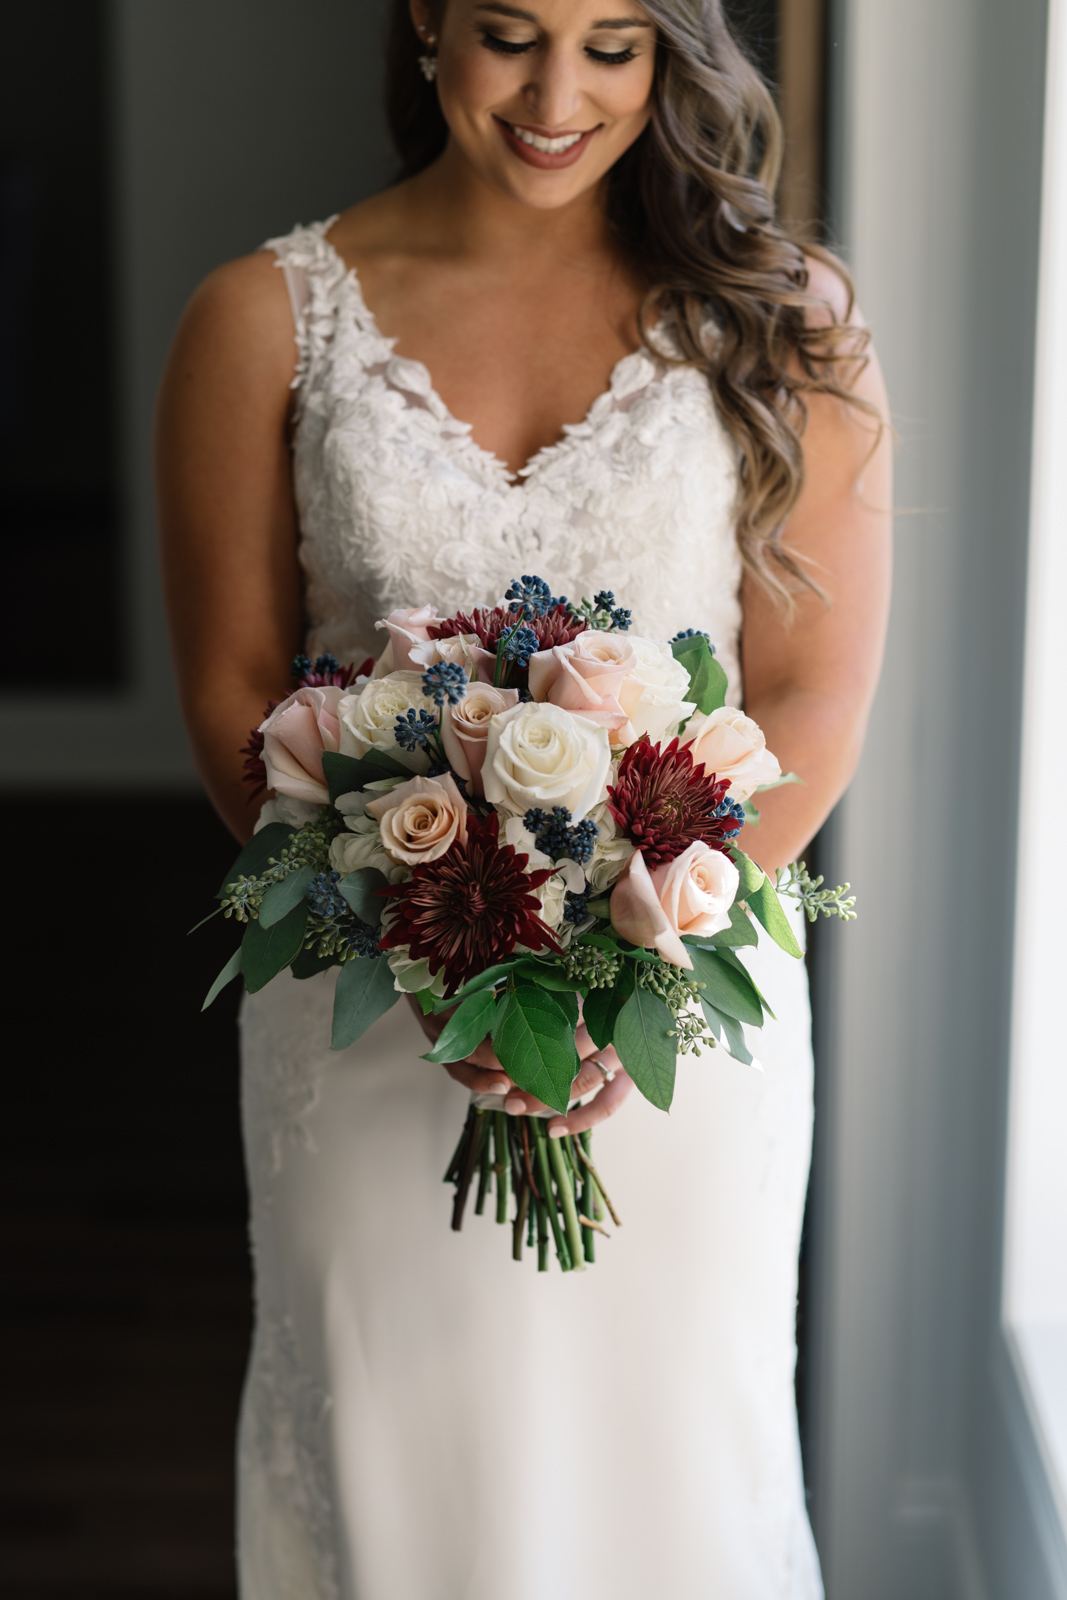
[
  {"xmin": 374, "ymin": 604, "xmax": 441, "ymax": 673},
  {"xmin": 527, "ymin": 630, "xmax": 637, "ymax": 741},
  {"xmin": 253, "ymin": 794, "xmax": 321, "ymax": 834},
  {"xmin": 681, "ymin": 706, "xmax": 781, "ymax": 800},
  {"xmin": 329, "ymin": 818, "xmax": 408, "ymax": 884},
  {"xmin": 440, "ymin": 684, "xmax": 520, "ymax": 794},
  {"xmin": 364, "ymin": 774, "xmax": 468, "ymax": 866},
  {"xmin": 408, "ymin": 631, "xmax": 497, "ymax": 684},
  {"xmin": 584, "ymin": 802, "xmax": 636, "ymax": 893},
  {"xmin": 482, "ymin": 701, "xmax": 611, "ymax": 820},
  {"xmin": 609, "ymin": 842, "xmax": 740, "ymax": 968},
  {"xmin": 617, "ymin": 635, "xmax": 696, "ymax": 747},
  {"xmin": 258, "ymin": 685, "xmax": 344, "ymax": 805},
  {"xmin": 338, "ymin": 672, "xmax": 432, "ymax": 772}
]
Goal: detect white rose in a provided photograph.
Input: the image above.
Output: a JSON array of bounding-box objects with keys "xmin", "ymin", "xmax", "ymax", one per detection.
[
  {"xmin": 618, "ymin": 635, "xmax": 696, "ymax": 746},
  {"xmin": 338, "ymin": 672, "xmax": 432, "ymax": 772},
  {"xmin": 329, "ymin": 819, "xmax": 409, "ymax": 884},
  {"xmin": 502, "ymin": 816, "xmax": 587, "ymax": 944},
  {"xmin": 584, "ymin": 802, "xmax": 636, "ymax": 893},
  {"xmin": 385, "ymin": 945, "xmax": 449, "ymax": 997},
  {"xmin": 681, "ymin": 705, "xmax": 781, "ymax": 801},
  {"xmin": 253, "ymin": 795, "xmax": 321, "ymax": 834},
  {"xmin": 482, "ymin": 701, "xmax": 610, "ymax": 820}
]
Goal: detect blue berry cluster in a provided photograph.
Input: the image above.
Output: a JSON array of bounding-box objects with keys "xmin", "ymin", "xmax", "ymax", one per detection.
[
  {"xmin": 591, "ymin": 590, "xmax": 632, "ymax": 631},
  {"xmin": 421, "ymin": 662, "xmax": 468, "ymax": 707},
  {"xmin": 712, "ymin": 795, "xmax": 746, "ymax": 839},
  {"xmin": 306, "ymin": 870, "xmax": 349, "ymax": 921},
  {"xmin": 523, "ymin": 806, "xmax": 599, "ymax": 864},
  {"xmin": 563, "ymin": 889, "xmax": 592, "ymax": 926},
  {"xmin": 669, "ymin": 629, "xmax": 715, "ymax": 651},
  {"xmin": 305, "ymin": 872, "xmax": 379, "ymax": 958},
  {"xmin": 500, "ymin": 625, "xmax": 539, "ymax": 667},
  {"xmin": 394, "ymin": 707, "xmax": 439, "ymax": 751},
  {"xmin": 505, "ymin": 574, "xmax": 565, "ymax": 617},
  {"xmin": 292, "ymin": 651, "xmax": 341, "ymax": 681}
]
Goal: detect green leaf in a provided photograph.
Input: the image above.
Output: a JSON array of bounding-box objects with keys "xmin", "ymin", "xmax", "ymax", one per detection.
[
  {"xmin": 613, "ymin": 987, "xmax": 677, "ymax": 1111},
  {"xmin": 416, "ymin": 989, "xmax": 435, "ymax": 1015},
  {"xmin": 291, "ymin": 945, "xmax": 336, "ymax": 980},
  {"xmin": 493, "ymin": 985, "xmax": 580, "ymax": 1115},
  {"xmin": 321, "ymin": 750, "xmax": 411, "ymax": 806},
  {"xmin": 687, "ymin": 945, "xmax": 764, "ymax": 1026},
  {"xmin": 421, "ymin": 989, "xmax": 497, "ymax": 1063},
  {"xmin": 515, "ymin": 960, "xmax": 583, "ymax": 993},
  {"xmin": 683, "ymin": 900, "xmax": 758, "ymax": 951},
  {"xmin": 218, "ymin": 823, "xmax": 294, "ymax": 898},
  {"xmin": 755, "ymin": 771, "xmax": 802, "ymax": 792},
  {"xmin": 582, "ymin": 967, "xmax": 635, "ymax": 1050},
  {"xmin": 331, "ymin": 955, "xmax": 400, "ymax": 1049},
  {"xmin": 715, "ymin": 945, "xmax": 777, "ymax": 1020},
  {"xmin": 741, "ymin": 797, "xmax": 761, "ymax": 826},
  {"xmin": 259, "ymin": 864, "xmax": 315, "ymax": 928},
  {"xmin": 337, "ymin": 868, "xmax": 388, "ymax": 927},
  {"xmin": 362, "ymin": 748, "xmax": 414, "ymax": 780},
  {"xmin": 433, "ymin": 960, "xmax": 524, "ymax": 1011},
  {"xmin": 729, "ymin": 847, "xmax": 766, "ymax": 900},
  {"xmin": 202, "ymin": 946, "xmax": 243, "ymax": 1010},
  {"xmin": 747, "ymin": 876, "xmax": 803, "ymax": 959},
  {"xmin": 576, "ymin": 932, "xmax": 626, "ymax": 954},
  {"xmin": 242, "ymin": 903, "xmax": 308, "ymax": 992},
  {"xmin": 670, "ymin": 633, "xmax": 728, "ymax": 715},
  {"xmin": 701, "ymin": 999, "xmax": 754, "ymax": 1064}
]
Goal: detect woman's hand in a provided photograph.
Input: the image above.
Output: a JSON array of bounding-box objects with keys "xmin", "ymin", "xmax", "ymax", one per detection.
[{"xmin": 408, "ymin": 995, "xmax": 633, "ymax": 1137}]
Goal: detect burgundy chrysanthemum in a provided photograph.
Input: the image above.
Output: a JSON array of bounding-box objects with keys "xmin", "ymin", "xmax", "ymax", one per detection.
[
  {"xmin": 607, "ymin": 736, "xmax": 736, "ymax": 865},
  {"xmin": 378, "ymin": 812, "xmax": 562, "ymax": 995},
  {"xmin": 429, "ymin": 604, "xmax": 586, "ymax": 652},
  {"xmin": 239, "ymin": 702, "xmax": 280, "ymax": 800}
]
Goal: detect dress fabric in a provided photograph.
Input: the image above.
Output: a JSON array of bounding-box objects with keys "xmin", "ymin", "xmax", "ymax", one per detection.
[{"xmin": 237, "ymin": 218, "xmax": 823, "ymax": 1600}]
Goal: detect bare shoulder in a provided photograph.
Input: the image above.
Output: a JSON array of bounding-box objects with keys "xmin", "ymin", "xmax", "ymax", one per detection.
[{"xmin": 165, "ymin": 249, "xmax": 296, "ymax": 401}]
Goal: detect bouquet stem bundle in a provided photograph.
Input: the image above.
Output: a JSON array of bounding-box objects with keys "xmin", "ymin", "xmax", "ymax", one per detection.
[{"xmin": 444, "ymin": 1108, "xmax": 618, "ymax": 1272}]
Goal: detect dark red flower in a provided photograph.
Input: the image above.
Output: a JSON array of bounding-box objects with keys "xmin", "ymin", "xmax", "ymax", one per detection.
[
  {"xmin": 378, "ymin": 812, "xmax": 562, "ymax": 994},
  {"xmin": 607, "ymin": 736, "xmax": 736, "ymax": 865},
  {"xmin": 293, "ymin": 653, "xmax": 372, "ymax": 689},
  {"xmin": 429, "ymin": 604, "xmax": 586, "ymax": 653},
  {"xmin": 240, "ymin": 702, "xmax": 280, "ymax": 801}
]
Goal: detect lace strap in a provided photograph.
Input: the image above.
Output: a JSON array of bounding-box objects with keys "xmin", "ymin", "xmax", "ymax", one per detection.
[{"xmin": 262, "ymin": 217, "xmax": 345, "ymax": 416}]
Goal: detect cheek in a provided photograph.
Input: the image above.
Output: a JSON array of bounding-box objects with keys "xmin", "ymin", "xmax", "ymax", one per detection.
[{"xmin": 437, "ymin": 43, "xmax": 512, "ymax": 127}]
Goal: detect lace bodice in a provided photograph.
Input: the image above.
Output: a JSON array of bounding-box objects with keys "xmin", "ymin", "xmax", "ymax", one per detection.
[{"xmin": 265, "ymin": 219, "xmax": 744, "ymax": 699}]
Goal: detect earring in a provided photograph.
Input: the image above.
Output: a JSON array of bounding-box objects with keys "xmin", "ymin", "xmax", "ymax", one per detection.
[{"xmin": 418, "ymin": 29, "xmax": 438, "ymax": 82}]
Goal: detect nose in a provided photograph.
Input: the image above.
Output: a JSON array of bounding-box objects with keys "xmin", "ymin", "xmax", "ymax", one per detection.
[{"xmin": 519, "ymin": 44, "xmax": 586, "ymax": 131}]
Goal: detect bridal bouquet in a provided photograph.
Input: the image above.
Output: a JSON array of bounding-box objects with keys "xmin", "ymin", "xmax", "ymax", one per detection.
[{"xmin": 203, "ymin": 577, "xmax": 854, "ymax": 1273}]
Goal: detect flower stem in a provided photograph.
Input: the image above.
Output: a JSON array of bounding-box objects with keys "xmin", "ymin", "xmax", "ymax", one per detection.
[
  {"xmin": 493, "ymin": 1112, "xmax": 510, "ymax": 1224},
  {"xmin": 475, "ymin": 1122, "xmax": 492, "ymax": 1216},
  {"xmin": 512, "ymin": 1178, "xmax": 529, "ymax": 1262},
  {"xmin": 572, "ymin": 1136, "xmax": 622, "ymax": 1228},
  {"xmin": 535, "ymin": 1195, "xmax": 549, "ymax": 1271},
  {"xmin": 532, "ymin": 1119, "xmax": 571, "ymax": 1270},
  {"xmin": 570, "ymin": 1135, "xmax": 596, "ymax": 1264},
  {"xmin": 451, "ymin": 1109, "xmax": 488, "ymax": 1231},
  {"xmin": 548, "ymin": 1134, "xmax": 586, "ymax": 1273},
  {"xmin": 444, "ymin": 1106, "xmax": 475, "ymax": 1185}
]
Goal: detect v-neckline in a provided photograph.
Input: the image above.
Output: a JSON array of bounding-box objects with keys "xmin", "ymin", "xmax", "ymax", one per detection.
[{"xmin": 317, "ymin": 231, "xmax": 662, "ymax": 488}]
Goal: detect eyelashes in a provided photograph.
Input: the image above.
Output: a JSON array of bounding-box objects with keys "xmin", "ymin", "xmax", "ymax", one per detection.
[{"xmin": 479, "ymin": 32, "xmax": 638, "ymax": 66}]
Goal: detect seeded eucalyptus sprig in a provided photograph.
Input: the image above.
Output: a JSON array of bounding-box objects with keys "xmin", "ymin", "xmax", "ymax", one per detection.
[
  {"xmin": 220, "ymin": 810, "xmax": 339, "ymax": 922},
  {"xmin": 776, "ymin": 861, "xmax": 858, "ymax": 923},
  {"xmin": 636, "ymin": 962, "xmax": 716, "ymax": 1056}
]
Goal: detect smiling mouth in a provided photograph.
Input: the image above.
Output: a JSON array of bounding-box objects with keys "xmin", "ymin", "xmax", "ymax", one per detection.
[{"xmin": 503, "ymin": 121, "xmax": 594, "ymax": 155}]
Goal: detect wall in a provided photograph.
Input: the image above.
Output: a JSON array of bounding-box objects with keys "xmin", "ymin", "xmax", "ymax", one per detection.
[
  {"xmin": 0, "ymin": 0, "xmax": 391, "ymax": 790},
  {"xmin": 809, "ymin": 0, "xmax": 1065, "ymax": 1594}
]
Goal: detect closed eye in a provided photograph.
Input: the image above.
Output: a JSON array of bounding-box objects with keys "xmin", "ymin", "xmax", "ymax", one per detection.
[{"xmin": 480, "ymin": 31, "xmax": 536, "ymax": 55}]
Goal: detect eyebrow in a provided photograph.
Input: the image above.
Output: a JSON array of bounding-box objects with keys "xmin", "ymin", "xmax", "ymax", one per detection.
[{"xmin": 475, "ymin": 4, "xmax": 653, "ymax": 26}]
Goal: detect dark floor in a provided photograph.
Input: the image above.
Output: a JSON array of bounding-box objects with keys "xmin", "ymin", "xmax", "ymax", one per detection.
[{"xmin": 1, "ymin": 796, "xmax": 250, "ymax": 1598}]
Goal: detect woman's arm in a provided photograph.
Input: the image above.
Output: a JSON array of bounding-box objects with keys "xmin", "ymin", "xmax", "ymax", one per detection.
[
  {"xmin": 155, "ymin": 251, "xmax": 304, "ymax": 842},
  {"xmin": 739, "ymin": 262, "xmax": 893, "ymax": 875}
]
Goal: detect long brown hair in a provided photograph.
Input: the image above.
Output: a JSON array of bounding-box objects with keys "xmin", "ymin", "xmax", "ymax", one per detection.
[{"xmin": 386, "ymin": 0, "xmax": 873, "ymax": 605}]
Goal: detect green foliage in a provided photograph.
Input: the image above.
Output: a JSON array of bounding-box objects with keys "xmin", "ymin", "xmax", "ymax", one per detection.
[
  {"xmin": 776, "ymin": 860, "xmax": 857, "ymax": 924},
  {"xmin": 515, "ymin": 960, "xmax": 586, "ymax": 993},
  {"xmin": 331, "ymin": 955, "xmax": 400, "ymax": 1050},
  {"xmin": 582, "ymin": 963, "xmax": 634, "ymax": 1049},
  {"xmin": 636, "ymin": 962, "xmax": 715, "ymax": 1055},
  {"xmin": 685, "ymin": 945, "xmax": 764, "ymax": 1026},
  {"xmin": 431, "ymin": 960, "xmax": 524, "ymax": 1012},
  {"xmin": 242, "ymin": 902, "xmax": 308, "ymax": 992},
  {"xmin": 559, "ymin": 944, "xmax": 622, "ymax": 990},
  {"xmin": 747, "ymin": 876, "xmax": 803, "ymax": 959},
  {"xmin": 729, "ymin": 847, "xmax": 766, "ymax": 899},
  {"xmin": 290, "ymin": 945, "xmax": 337, "ymax": 980},
  {"xmin": 700, "ymin": 999, "xmax": 753, "ymax": 1064},
  {"xmin": 322, "ymin": 749, "xmax": 412, "ymax": 805},
  {"xmin": 259, "ymin": 864, "xmax": 315, "ymax": 928},
  {"xmin": 337, "ymin": 867, "xmax": 388, "ymax": 927},
  {"xmin": 421, "ymin": 989, "xmax": 497, "ymax": 1063},
  {"xmin": 220, "ymin": 813, "xmax": 339, "ymax": 924},
  {"xmin": 670, "ymin": 633, "xmax": 728, "ymax": 715},
  {"xmin": 493, "ymin": 984, "xmax": 580, "ymax": 1115},
  {"xmin": 218, "ymin": 823, "xmax": 294, "ymax": 899},
  {"xmin": 202, "ymin": 947, "xmax": 243, "ymax": 1010},
  {"xmin": 613, "ymin": 986, "xmax": 677, "ymax": 1111},
  {"xmin": 683, "ymin": 900, "xmax": 758, "ymax": 951}
]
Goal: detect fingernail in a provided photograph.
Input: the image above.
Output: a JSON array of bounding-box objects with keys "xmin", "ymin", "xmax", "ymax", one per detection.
[
  {"xmin": 548, "ymin": 1123, "xmax": 566, "ymax": 1139},
  {"xmin": 504, "ymin": 1096, "xmax": 525, "ymax": 1116},
  {"xmin": 486, "ymin": 1080, "xmax": 509, "ymax": 1095}
]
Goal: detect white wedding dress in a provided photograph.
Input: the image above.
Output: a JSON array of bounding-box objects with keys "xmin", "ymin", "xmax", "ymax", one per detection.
[{"xmin": 236, "ymin": 219, "xmax": 823, "ymax": 1600}]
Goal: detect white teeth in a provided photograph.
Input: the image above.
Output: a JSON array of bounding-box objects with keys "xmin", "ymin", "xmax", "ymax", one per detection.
[{"xmin": 509, "ymin": 124, "xmax": 585, "ymax": 154}]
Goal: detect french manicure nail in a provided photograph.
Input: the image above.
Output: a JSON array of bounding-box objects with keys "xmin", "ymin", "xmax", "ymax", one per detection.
[
  {"xmin": 548, "ymin": 1124, "xmax": 566, "ymax": 1139},
  {"xmin": 504, "ymin": 1096, "xmax": 525, "ymax": 1115},
  {"xmin": 487, "ymin": 1080, "xmax": 509, "ymax": 1095}
]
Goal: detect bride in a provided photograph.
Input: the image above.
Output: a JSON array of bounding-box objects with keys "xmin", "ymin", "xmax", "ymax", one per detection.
[{"xmin": 156, "ymin": 0, "xmax": 891, "ymax": 1594}]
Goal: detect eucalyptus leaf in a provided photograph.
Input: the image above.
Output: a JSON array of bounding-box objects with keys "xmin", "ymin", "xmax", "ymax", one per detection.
[
  {"xmin": 242, "ymin": 903, "xmax": 308, "ymax": 993},
  {"xmin": 700, "ymin": 999, "xmax": 754, "ymax": 1064},
  {"xmin": 493, "ymin": 985, "xmax": 579, "ymax": 1115},
  {"xmin": 687, "ymin": 945, "xmax": 763, "ymax": 1027},
  {"xmin": 363, "ymin": 749, "xmax": 416, "ymax": 780},
  {"xmin": 322, "ymin": 751, "xmax": 409, "ymax": 806},
  {"xmin": 259, "ymin": 864, "xmax": 316, "ymax": 928},
  {"xmin": 729, "ymin": 847, "xmax": 766, "ymax": 900},
  {"xmin": 421, "ymin": 989, "xmax": 497, "ymax": 1063},
  {"xmin": 582, "ymin": 967, "xmax": 634, "ymax": 1051},
  {"xmin": 291, "ymin": 945, "xmax": 336, "ymax": 980},
  {"xmin": 435, "ymin": 960, "xmax": 524, "ymax": 1011},
  {"xmin": 202, "ymin": 946, "xmax": 243, "ymax": 1010},
  {"xmin": 218, "ymin": 822, "xmax": 294, "ymax": 898},
  {"xmin": 714, "ymin": 945, "xmax": 777, "ymax": 1019},
  {"xmin": 670, "ymin": 633, "xmax": 728, "ymax": 715},
  {"xmin": 515, "ymin": 960, "xmax": 583, "ymax": 993},
  {"xmin": 337, "ymin": 867, "xmax": 388, "ymax": 927},
  {"xmin": 613, "ymin": 987, "xmax": 677, "ymax": 1111},
  {"xmin": 331, "ymin": 955, "xmax": 400, "ymax": 1050},
  {"xmin": 747, "ymin": 877, "xmax": 803, "ymax": 960}
]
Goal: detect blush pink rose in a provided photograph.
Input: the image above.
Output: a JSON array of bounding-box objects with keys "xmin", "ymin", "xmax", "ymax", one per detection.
[
  {"xmin": 440, "ymin": 684, "xmax": 520, "ymax": 795},
  {"xmin": 259, "ymin": 686, "xmax": 344, "ymax": 805},
  {"xmin": 681, "ymin": 706, "xmax": 781, "ymax": 801},
  {"xmin": 608, "ymin": 842, "xmax": 740, "ymax": 968},
  {"xmin": 364, "ymin": 773, "xmax": 468, "ymax": 866},
  {"xmin": 408, "ymin": 631, "xmax": 497, "ymax": 685},
  {"xmin": 374, "ymin": 604, "xmax": 441, "ymax": 673},
  {"xmin": 527, "ymin": 631, "xmax": 639, "ymax": 743}
]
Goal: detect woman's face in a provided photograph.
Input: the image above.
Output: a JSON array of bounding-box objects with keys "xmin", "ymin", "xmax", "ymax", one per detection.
[{"xmin": 412, "ymin": 0, "xmax": 657, "ymax": 209}]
